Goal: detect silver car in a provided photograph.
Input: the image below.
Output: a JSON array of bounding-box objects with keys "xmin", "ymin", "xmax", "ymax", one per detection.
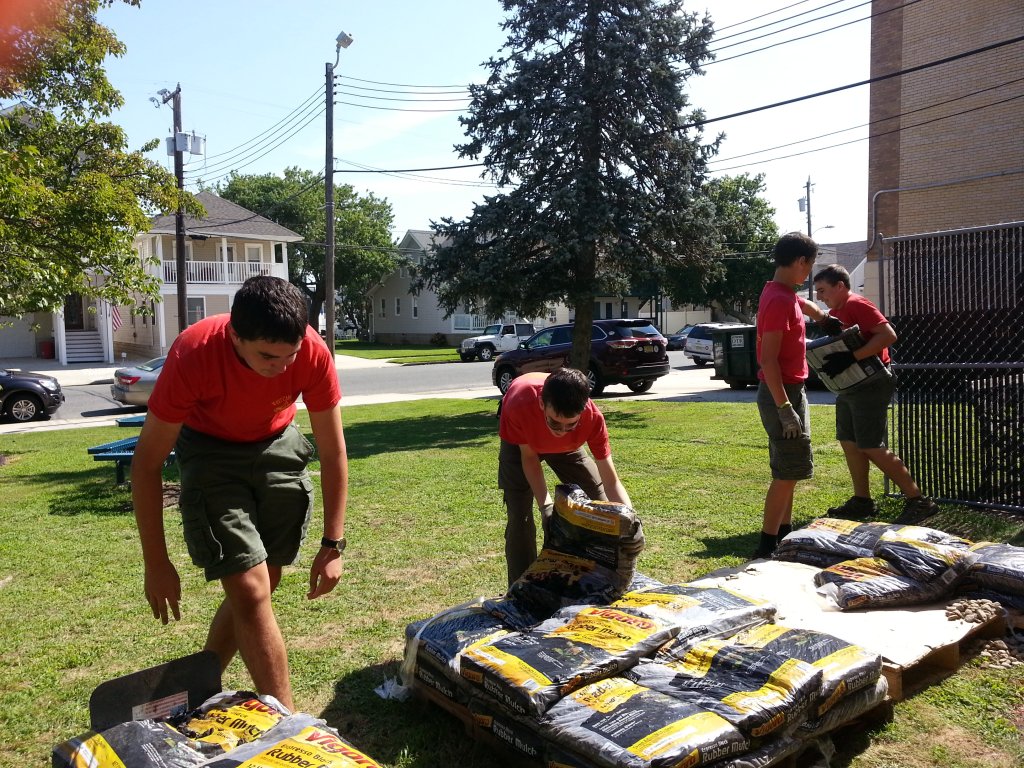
[{"xmin": 110, "ymin": 356, "xmax": 166, "ymax": 406}]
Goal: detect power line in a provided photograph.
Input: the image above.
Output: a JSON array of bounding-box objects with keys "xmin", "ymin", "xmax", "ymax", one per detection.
[
  {"xmin": 710, "ymin": 0, "xmax": 869, "ymax": 51},
  {"xmin": 199, "ymin": 86, "xmax": 322, "ymax": 162}
]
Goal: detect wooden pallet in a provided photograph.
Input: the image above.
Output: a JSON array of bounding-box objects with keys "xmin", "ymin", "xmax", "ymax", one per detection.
[{"xmin": 691, "ymin": 559, "xmax": 1011, "ymax": 702}]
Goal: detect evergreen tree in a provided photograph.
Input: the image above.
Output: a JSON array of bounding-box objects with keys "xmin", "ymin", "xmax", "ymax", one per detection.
[{"xmin": 415, "ymin": 0, "xmax": 720, "ymax": 369}]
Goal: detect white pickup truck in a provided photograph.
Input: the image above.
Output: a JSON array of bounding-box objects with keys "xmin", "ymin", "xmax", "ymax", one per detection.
[{"xmin": 458, "ymin": 322, "xmax": 536, "ymax": 362}]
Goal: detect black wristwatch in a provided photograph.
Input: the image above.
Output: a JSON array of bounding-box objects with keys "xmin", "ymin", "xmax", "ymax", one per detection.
[{"xmin": 320, "ymin": 535, "xmax": 347, "ymax": 553}]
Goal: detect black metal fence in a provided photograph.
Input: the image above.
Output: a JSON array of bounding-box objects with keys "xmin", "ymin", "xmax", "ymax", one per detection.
[{"xmin": 881, "ymin": 222, "xmax": 1024, "ymax": 512}]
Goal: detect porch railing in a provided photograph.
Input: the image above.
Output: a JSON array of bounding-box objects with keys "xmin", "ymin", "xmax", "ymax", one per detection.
[{"xmin": 160, "ymin": 260, "xmax": 287, "ymax": 284}]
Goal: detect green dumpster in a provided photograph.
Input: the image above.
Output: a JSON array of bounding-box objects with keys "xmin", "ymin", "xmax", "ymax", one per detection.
[{"xmin": 712, "ymin": 324, "xmax": 758, "ymax": 389}]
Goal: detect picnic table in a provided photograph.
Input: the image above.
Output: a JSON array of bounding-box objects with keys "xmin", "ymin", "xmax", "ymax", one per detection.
[{"xmin": 88, "ymin": 413, "xmax": 174, "ymax": 484}]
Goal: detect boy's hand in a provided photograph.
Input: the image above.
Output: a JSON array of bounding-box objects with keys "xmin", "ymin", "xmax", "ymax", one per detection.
[
  {"xmin": 778, "ymin": 403, "xmax": 803, "ymax": 439},
  {"xmin": 822, "ymin": 350, "xmax": 856, "ymax": 377},
  {"xmin": 816, "ymin": 316, "xmax": 843, "ymax": 336}
]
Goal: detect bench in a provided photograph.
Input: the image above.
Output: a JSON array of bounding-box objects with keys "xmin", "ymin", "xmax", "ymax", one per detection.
[{"xmin": 88, "ymin": 435, "xmax": 175, "ymax": 484}]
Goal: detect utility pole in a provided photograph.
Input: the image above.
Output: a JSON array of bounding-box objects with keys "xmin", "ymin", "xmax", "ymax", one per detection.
[
  {"xmin": 324, "ymin": 31, "xmax": 352, "ymax": 354},
  {"xmin": 804, "ymin": 176, "xmax": 813, "ymax": 238},
  {"xmin": 158, "ymin": 84, "xmax": 188, "ymax": 332}
]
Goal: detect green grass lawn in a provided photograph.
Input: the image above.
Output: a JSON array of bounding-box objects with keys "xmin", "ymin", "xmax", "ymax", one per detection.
[
  {"xmin": 335, "ymin": 339, "xmax": 462, "ymax": 364},
  {"xmin": 1, "ymin": 400, "xmax": 1021, "ymax": 767}
]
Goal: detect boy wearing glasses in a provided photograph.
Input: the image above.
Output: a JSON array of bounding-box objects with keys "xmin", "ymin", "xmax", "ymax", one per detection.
[{"xmin": 498, "ymin": 367, "xmax": 633, "ymax": 586}]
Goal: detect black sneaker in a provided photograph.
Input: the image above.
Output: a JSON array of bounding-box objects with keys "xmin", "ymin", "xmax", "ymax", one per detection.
[
  {"xmin": 826, "ymin": 496, "xmax": 878, "ymax": 520},
  {"xmin": 893, "ymin": 496, "xmax": 939, "ymax": 526}
]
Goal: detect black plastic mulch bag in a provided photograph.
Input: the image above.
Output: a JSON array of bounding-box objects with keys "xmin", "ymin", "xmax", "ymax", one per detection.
[
  {"xmin": 728, "ymin": 624, "xmax": 882, "ymax": 717},
  {"xmin": 873, "ymin": 531, "xmax": 976, "ymax": 587},
  {"xmin": 773, "ymin": 518, "xmax": 956, "ymax": 569},
  {"xmin": 459, "ymin": 605, "xmax": 679, "ymax": 717},
  {"xmin": 814, "ymin": 557, "xmax": 949, "ymax": 610},
  {"xmin": 613, "ymin": 583, "xmax": 775, "ymax": 651},
  {"xmin": 486, "ymin": 549, "xmax": 625, "ymax": 630},
  {"xmin": 798, "ymin": 676, "xmax": 889, "ymax": 739},
  {"xmin": 624, "ymin": 639, "xmax": 821, "ymax": 741},
  {"xmin": 53, "ymin": 720, "xmax": 209, "ymax": 768},
  {"xmin": 200, "ymin": 713, "xmax": 382, "ymax": 768},
  {"xmin": 168, "ymin": 690, "xmax": 291, "ymax": 753},
  {"xmin": 549, "ymin": 484, "xmax": 645, "ymax": 581},
  {"xmin": 401, "ymin": 601, "xmax": 510, "ymax": 704},
  {"xmin": 965, "ymin": 542, "xmax": 1024, "ymax": 597},
  {"xmin": 539, "ymin": 677, "xmax": 751, "ymax": 768}
]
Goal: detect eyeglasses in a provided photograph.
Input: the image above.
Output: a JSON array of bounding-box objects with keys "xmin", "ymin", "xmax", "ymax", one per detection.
[{"xmin": 545, "ymin": 412, "xmax": 580, "ymax": 434}]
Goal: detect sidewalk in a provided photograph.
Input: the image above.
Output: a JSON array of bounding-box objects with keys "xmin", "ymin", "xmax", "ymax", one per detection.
[{"xmin": 2, "ymin": 353, "xmax": 396, "ymax": 388}]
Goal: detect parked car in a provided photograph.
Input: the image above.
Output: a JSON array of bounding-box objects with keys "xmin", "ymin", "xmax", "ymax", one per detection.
[
  {"xmin": 683, "ymin": 322, "xmax": 746, "ymax": 367},
  {"xmin": 665, "ymin": 325, "xmax": 695, "ymax": 351},
  {"xmin": 110, "ymin": 356, "xmax": 166, "ymax": 407},
  {"xmin": 458, "ymin": 322, "xmax": 536, "ymax": 362},
  {"xmin": 491, "ymin": 319, "xmax": 669, "ymax": 395},
  {"xmin": 0, "ymin": 368, "xmax": 65, "ymax": 422}
]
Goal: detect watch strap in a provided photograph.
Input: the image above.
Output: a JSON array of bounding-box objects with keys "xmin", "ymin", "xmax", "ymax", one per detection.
[{"xmin": 320, "ymin": 535, "xmax": 347, "ymax": 552}]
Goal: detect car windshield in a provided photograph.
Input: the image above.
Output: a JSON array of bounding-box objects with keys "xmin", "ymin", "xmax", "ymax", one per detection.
[
  {"xmin": 483, "ymin": 324, "xmax": 501, "ymax": 335},
  {"xmin": 138, "ymin": 357, "xmax": 166, "ymax": 372}
]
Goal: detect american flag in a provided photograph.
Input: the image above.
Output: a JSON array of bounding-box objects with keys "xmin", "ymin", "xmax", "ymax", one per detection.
[{"xmin": 111, "ymin": 305, "xmax": 123, "ymax": 331}]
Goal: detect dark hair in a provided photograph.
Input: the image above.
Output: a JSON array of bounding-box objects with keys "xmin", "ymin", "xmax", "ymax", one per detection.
[
  {"xmin": 813, "ymin": 263, "xmax": 851, "ymax": 288},
  {"xmin": 541, "ymin": 368, "xmax": 591, "ymax": 416},
  {"xmin": 771, "ymin": 231, "xmax": 818, "ymax": 267},
  {"xmin": 230, "ymin": 276, "xmax": 308, "ymax": 343}
]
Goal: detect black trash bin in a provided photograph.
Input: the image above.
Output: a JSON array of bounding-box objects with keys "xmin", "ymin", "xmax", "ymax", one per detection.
[{"xmin": 712, "ymin": 324, "xmax": 758, "ymax": 389}]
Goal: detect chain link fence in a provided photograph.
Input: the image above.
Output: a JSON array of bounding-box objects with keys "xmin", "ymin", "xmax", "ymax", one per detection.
[{"xmin": 880, "ymin": 222, "xmax": 1024, "ymax": 512}]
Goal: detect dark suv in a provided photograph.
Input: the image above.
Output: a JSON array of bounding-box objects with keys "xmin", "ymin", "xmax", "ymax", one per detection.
[
  {"xmin": 0, "ymin": 367, "xmax": 65, "ymax": 422},
  {"xmin": 491, "ymin": 319, "xmax": 669, "ymax": 395}
]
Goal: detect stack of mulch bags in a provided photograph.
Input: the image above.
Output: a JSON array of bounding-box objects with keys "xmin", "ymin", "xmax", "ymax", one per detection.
[
  {"xmin": 773, "ymin": 517, "xmax": 1024, "ymax": 612},
  {"xmin": 403, "ymin": 485, "xmax": 888, "ymax": 768},
  {"xmin": 53, "ymin": 690, "xmax": 384, "ymax": 768}
]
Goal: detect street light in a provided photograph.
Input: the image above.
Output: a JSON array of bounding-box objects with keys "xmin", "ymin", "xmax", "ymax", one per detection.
[{"xmin": 324, "ymin": 31, "xmax": 353, "ymax": 354}]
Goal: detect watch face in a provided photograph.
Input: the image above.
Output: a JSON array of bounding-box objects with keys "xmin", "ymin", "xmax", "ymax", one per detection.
[{"xmin": 322, "ymin": 536, "xmax": 347, "ymax": 552}]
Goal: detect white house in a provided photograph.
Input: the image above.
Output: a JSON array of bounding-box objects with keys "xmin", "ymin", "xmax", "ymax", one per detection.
[{"xmin": 366, "ymin": 229, "xmax": 711, "ymax": 344}]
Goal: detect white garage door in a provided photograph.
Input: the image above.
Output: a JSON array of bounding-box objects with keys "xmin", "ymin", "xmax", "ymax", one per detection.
[{"xmin": 0, "ymin": 316, "xmax": 37, "ymax": 358}]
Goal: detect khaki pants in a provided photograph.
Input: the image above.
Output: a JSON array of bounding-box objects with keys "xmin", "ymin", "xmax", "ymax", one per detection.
[{"xmin": 498, "ymin": 438, "xmax": 606, "ymax": 586}]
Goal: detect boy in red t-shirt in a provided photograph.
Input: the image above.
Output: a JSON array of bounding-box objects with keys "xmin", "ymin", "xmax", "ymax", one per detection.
[
  {"xmin": 754, "ymin": 232, "xmax": 832, "ymax": 558},
  {"xmin": 813, "ymin": 263, "xmax": 939, "ymax": 525},
  {"xmin": 498, "ymin": 368, "xmax": 632, "ymax": 585},
  {"xmin": 132, "ymin": 276, "xmax": 349, "ymax": 710}
]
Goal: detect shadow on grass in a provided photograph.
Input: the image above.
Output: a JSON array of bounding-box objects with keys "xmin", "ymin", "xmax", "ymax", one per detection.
[
  {"xmin": 340, "ymin": 411, "xmax": 499, "ymax": 461},
  {"xmin": 48, "ymin": 471, "xmax": 134, "ymax": 517},
  {"xmin": 319, "ymin": 662, "xmax": 522, "ymax": 768}
]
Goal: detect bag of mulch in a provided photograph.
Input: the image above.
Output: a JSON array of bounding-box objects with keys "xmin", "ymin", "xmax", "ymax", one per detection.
[
  {"xmin": 624, "ymin": 640, "xmax": 821, "ymax": 740},
  {"xmin": 539, "ymin": 676, "xmax": 751, "ymax": 768},
  {"xmin": 613, "ymin": 583, "xmax": 775, "ymax": 650},
  {"xmin": 774, "ymin": 518, "xmax": 958, "ymax": 569},
  {"xmin": 168, "ymin": 690, "xmax": 290, "ymax": 752},
  {"xmin": 814, "ymin": 557, "xmax": 949, "ymax": 610},
  {"xmin": 200, "ymin": 713, "xmax": 382, "ymax": 768},
  {"xmin": 549, "ymin": 484, "xmax": 645, "ymax": 579},
  {"xmin": 460, "ymin": 604, "xmax": 679, "ymax": 717},
  {"xmin": 728, "ymin": 624, "xmax": 882, "ymax": 717},
  {"xmin": 798, "ymin": 676, "xmax": 889, "ymax": 739},
  {"xmin": 874, "ymin": 530, "xmax": 976, "ymax": 587},
  {"xmin": 486, "ymin": 549, "xmax": 624, "ymax": 630},
  {"xmin": 469, "ymin": 697, "xmax": 546, "ymax": 764},
  {"xmin": 964, "ymin": 542, "xmax": 1024, "ymax": 597},
  {"xmin": 703, "ymin": 735, "xmax": 802, "ymax": 768},
  {"xmin": 53, "ymin": 720, "xmax": 209, "ymax": 768},
  {"xmin": 401, "ymin": 601, "xmax": 510, "ymax": 704}
]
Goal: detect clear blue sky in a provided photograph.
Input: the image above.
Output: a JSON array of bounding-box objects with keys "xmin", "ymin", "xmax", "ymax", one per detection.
[{"xmin": 99, "ymin": 0, "xmax": 870, "ymax": 247}]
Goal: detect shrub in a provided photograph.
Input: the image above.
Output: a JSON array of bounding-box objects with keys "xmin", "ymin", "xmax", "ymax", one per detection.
[{"xmin": 430, "ymin": 332, "xmax": 447, "ymax": 346}]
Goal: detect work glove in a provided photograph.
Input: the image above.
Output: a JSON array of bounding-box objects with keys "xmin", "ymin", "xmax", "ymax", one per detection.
[
  {"xmin": 778, "ymin": 403, "xmax": 803, "ymax": 440},
  {"xmin": 822, "ymin": 350, "xmax": 857, "ymax": 377},
  {"xmin": 816, "ymin": 315, "xmax": 844, "ymax": 336}
]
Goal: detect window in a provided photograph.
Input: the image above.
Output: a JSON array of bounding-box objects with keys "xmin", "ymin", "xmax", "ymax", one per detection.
[
  {"xmin": 379, "ymin": 298, "xmax": 386, "ymax": 318},
  {"xmin": 245, "ymin": 244, "xmax": 262, "ymax": 262},
  {"xmin": 412, "ymin": 297, "xmax": 418, "ymax": 319},
  {"xmin": 400, "ymin": 265, "xmax": 409, "ymax": 278},
  {"xmin": 274, "ymin": 243, "xmax": 284, "ymax": 264},
  {"xmin": 222, "ymin": 245, "xmax": 236, "ymax": 261},
  {"xmin": 395, "ymin": 297, "xmax": 401, "ymax": 316},
  {"xmin": 593, "ymin": 302, "xmax": 602, "ymax": 319},
  {"xmin": 621, "ymin": 300, "xmax": 628, "ymax": 318},
  {"xmin": 605, "ymin": 302, "xmax": 613, "ymax": 319},
  {"xmin": 186, "ymin": 297, "xmax": 205, "ymax": 326}
]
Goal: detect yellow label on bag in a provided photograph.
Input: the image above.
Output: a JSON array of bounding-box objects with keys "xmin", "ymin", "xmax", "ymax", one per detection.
[
  {"xmin": 59, "ymin": 734, "xmax": 127, "ymax": 768},
  {"xmin": 550, "ymin": 607, "xmax": 660, "ymax": 651},
  {"xmin": 614, "ymin": 590, "xmax": 701, "ymax": 612},
  {"xmin": 570, "ymin": 678, "xmax": 645, "ymax": 712},
  {"xmin": 234, "ymin": 726, "xmax": 381, "ymax": 767},
  {"xmin": 558, "ymin": 499, "xmax": 623, "ymax": 535},
  {"xmin": 462, "ymin": 644, "xmax": 553, "ymax": 689},
  {"xmin": 190, "ymin": 698, "xmax": 285, "ymax": 748},
  {"xmin": 628, "ymin": 711, "xmax": 727, "ymax": 760}
]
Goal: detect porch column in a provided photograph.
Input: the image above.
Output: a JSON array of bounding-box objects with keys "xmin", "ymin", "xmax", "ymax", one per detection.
[{"xmin": 221, "ymin": 237, "xmax": 229, "ymax": 284}]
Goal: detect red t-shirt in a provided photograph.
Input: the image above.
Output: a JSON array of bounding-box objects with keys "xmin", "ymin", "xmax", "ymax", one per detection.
[
  {"xmin": 498, "ymin": 372, "xmax": 611, "ymax": 460},
  {"xmin": 756, "ymin": 280, "xmax": 808, "ymax": 384},
  {"xmin": 830, "ymin": 293, "xmax": 891, "ymax": 365},
  {"xmin": 148, "ymin": 315, "xmax": 341, "ymax": 442}
]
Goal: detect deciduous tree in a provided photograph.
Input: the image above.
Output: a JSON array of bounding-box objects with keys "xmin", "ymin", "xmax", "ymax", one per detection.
[
  {"xmin": 415, "ymin": 0, "xmax": 720, "ymax": 370},
  {"xmin": 0, "ymin": 0, "xmax": 187, "ymax": 318}
]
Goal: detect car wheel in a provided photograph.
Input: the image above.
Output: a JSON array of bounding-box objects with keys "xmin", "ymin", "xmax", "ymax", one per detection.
[
  {"xmin": 627, "ymin": 379, "xmax": 654, "ymax": 393},
  {"xmin": 459, "ymin": 353, "xmax": 476, "ymax": 362},
  {"xmin": 7, "ymin": 393, "xmax": 42, "ymax": 422},
  {"xmin": 497, "ymin": 366, "xmax": 517, "ymax": 394},
  {"xmin": 478, "ymin": 345, "xmax": 495, "ymax": 362},
  {"xmin": 728, "ymin": 381, "xmax": 748, "ymax": 390},
  {"xmin": 586, "ymin": 367, "xmax": 605, "ymax": 396},
  {"xmin": 693, "ymin": 358, "xmax": 709, "ymax": 368}
]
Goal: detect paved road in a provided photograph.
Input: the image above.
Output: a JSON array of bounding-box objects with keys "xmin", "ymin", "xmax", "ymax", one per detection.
[{"xmin": 1, "ymin": 351, "xmax": 835, "ymax": 434}]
